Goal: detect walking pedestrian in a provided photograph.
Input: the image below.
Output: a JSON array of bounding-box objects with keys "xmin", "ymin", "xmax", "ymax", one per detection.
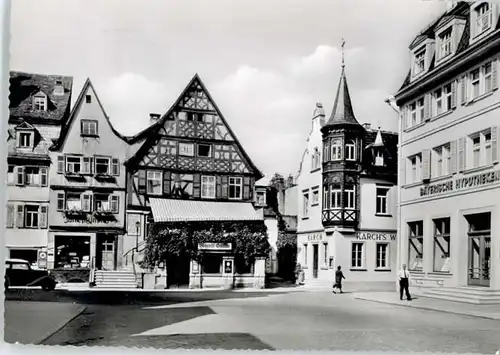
[
  {"xmin": 332, "ymin": 266, "xmax": 345, "ymax": 294},
  {"xmin": 398, "ymin": 263, "xmax": 412, "ymax": 301}
]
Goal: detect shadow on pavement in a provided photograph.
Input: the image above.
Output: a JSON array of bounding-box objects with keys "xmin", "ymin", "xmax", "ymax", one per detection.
[
  {"xmin": 42, "ymin": 305, "xmax": 216, "ymax": 346},
  {"xmin": 5, "ymin": 288, "xmax": 287, "ymax": 306}
]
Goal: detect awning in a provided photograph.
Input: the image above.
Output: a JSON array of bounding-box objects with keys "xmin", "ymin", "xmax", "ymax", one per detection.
[{"xmin": 149, "ymin": 198, "xmax": 264, "ymax": 223}]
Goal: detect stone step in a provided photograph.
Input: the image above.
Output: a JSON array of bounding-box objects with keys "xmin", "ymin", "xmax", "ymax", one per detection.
[
  {"xmin": 422, "ymin": 287, "xmax": 500, "ymax": 305},
  {"xmin": 422, "ymin": 293, "xmax": 500, "ymax": 305}
]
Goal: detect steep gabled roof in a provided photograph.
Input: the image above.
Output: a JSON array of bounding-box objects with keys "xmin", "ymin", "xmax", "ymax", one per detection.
[
  {"xmin": 126, "ymin": 73, "xmax": 264, "ymax": 180},
  {"xmin": 49, "ymin": 78, "xmax": 128, "ymax": 151},
  {"xmin": 9, "ymin": 71, "xmax": 73, "ymax": 122},
  {"xmin": 323, "ymin": 67, "xmax": 361, "ymax": 128}
]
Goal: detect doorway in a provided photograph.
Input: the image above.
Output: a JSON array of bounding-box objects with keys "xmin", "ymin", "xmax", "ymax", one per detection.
[
  {"xmin": 167, "ymin": 253, "xmax": 191, "ymax": 288},
  {"xmin": 312, "ymin": 244, "xmax": 319, "ymax": 278},
  {"xmin": 466, "ymin": 212, "xmax": 491, "ymax": 287},
  {"xmin": 97, "ymin": 234, "xmax": 116, "ymax": 270}
]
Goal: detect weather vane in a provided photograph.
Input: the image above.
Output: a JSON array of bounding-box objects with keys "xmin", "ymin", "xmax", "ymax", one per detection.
[{"xmin": 341, "ymin": 37, "xmax": 346, "ymax": 68}]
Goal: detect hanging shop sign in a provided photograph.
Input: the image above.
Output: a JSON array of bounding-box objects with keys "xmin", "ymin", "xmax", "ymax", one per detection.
[
  {"xmin": 198, "ymin": 242, "xmax": 232, "ymax": 251},
  {"xmin": 356, "ymin": 231, "xmax": 396, "ymax": 241},
  {"xmin": 420, "ymin": 170, "xmax": 500, "ymax": 197}
]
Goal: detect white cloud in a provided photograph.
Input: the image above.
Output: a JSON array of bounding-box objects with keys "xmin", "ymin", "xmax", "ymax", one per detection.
[{"xmin": 98, "ymin": 73, "xmax": 171, "ymax": 136}]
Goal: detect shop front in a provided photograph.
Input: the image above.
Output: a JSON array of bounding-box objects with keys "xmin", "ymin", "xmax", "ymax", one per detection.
[
  {"xmin": 296, "ymin": 231, "xmax": 333, "ymax": 285},
  {"xmin": 399, "ymin": 168, "xmax": 500, "ymax": 293},
  {"xmin": 144, "ymin": 198, "xmax": 269, "ymax": 289}
]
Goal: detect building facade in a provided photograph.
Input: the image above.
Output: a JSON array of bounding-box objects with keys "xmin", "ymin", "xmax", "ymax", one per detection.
[
  {"xmin": 393, "ymin": 1, "xmax": 500, "ymax": 299},
  {"xmin": 6, "ymin": 71, "xmax": 73, "ymax": 268},
  {"xmin": 125, "ymin": 74, "xmax": 267, "ymax": 289},
  {"xmin": 47, "ymin": 79, "xmax": 130, "ymax": 283},
  {"xmin": 297, "ymin": 65, "xmax": 398, "ymax": 287}
]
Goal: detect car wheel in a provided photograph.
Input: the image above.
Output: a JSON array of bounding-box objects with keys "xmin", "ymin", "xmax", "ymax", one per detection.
[{"xmin": 42, "ymin": 282, "xmax": 55, "ymax": 291}]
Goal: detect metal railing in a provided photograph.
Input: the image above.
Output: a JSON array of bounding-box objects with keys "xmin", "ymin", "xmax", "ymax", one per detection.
[{"xmin": 123, "ymin": 240, "xmax": 147, "ymax": 277}]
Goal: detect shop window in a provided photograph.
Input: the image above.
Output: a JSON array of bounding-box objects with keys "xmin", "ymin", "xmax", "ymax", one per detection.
[
  {"xmin": 54, "ymin": 235, "xmax": 91, "ymax": 269},
  {"xmin": 433, "ymin": 217, "xmax": 451, "ymax": 273},
  {"xmin": 202, "ymin": 254, "xmax": 222, "ymax": 274},
  {"xmin": 235, "ymin": 256, "xmax": 253, "ymax": 274},
  {"xmin": 408, "ymin": 220, "xmax": 424, "ymax": 271},
  {"xmin": 323, "ymin": 243, "xmax": 328, "ymax": 267}
]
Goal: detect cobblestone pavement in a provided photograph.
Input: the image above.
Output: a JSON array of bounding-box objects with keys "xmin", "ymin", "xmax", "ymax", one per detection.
[{"xmin": 36, "ymin": 290, "xmax": 500, "ymax": 352}]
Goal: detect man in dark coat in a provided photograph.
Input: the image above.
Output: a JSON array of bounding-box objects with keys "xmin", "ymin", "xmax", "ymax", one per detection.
[{"xmin": 332, "ymin": 265, "xmax": 345, "ymax": 294}]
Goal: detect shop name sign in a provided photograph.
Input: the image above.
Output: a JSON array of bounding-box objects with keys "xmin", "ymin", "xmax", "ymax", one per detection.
[
  {"xmin": 307, "ymin": 233, "xmax": 323, "ymax": 241},
  {"xmin": 356, "ymin": 232, "xmax": 396, "ymax": 241},
  {"xmin": 420, "ymin": 170, "xmax": 500, "ymax": 197},
  {"xmin": 198, "ymin": 242, "xmax": 232, "ymax": 251}
]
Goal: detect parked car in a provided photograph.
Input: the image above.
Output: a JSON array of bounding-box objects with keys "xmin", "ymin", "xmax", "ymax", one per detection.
[{"xmin": 4, "ymin": 258, "xmax": 57, "ymax": 291}]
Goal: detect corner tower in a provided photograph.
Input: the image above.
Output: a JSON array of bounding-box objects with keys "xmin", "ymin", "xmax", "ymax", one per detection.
[{"xmin": 321, "ymin": 40, "xmax": 364, "ymax": 231}]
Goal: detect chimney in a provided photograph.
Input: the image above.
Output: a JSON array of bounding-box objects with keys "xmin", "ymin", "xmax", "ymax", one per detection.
[
  {"xmin": 149, "ymin": 113, "xmax": 161, "ymax": 125},
  {"xmin": 313, "ymin": 102, "xmax": 326, "ymax": 127},
  {"xmin": 53, "ymin": 80, "xmax": 64, "ymax": 96},
  {"xmin": 362, "ymin": 123, "xmax": 371, "ymax": 130}
]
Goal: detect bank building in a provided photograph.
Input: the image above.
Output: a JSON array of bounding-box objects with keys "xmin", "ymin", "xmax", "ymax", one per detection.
[
  {"xmin": 392, "ymin": 1, "xmax": 500, "ymax": 303},
  {"xmin": 295, "ymin": 53, "xmax": 399, "ymax": 288}
]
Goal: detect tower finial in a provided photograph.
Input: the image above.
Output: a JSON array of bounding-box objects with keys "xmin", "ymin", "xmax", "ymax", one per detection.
[{"xmin": 341, "ymin": 37, "xmax": 346, "ymax": 68}]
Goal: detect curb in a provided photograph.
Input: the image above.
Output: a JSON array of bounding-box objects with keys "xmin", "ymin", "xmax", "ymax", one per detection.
[
  {"xmin": 354, "ymin": 296, "xmax": 500, "ymax": 321},
  {"xmin": 36, "ymin": 305, "xmax": 86, "ymax": 345}
]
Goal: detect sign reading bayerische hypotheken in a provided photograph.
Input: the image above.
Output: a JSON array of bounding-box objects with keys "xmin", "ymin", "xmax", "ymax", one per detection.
[
  {"xmin": 420, "ymin": 170, "xmax": 500, "ymax": 197},
  {"xmin": 198, "ymin": 242, "xmax": 232, "ymax": 251},
  {"xmin": 356, "ymin": 231, "xmax": 396, "ymax": 241}
]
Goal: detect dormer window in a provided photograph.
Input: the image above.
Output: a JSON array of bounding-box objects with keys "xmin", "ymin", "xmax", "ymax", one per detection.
[
  {"xmin": 17, "ymin": 131, "xmax": 33, "ymax": 148},
  {"xmin": 375, "ymin": 150, "xmax": 384, "ymax": 167},
  {"xmin": 413, "ymin": 48, "xmax": 426, "ymax": 76},
  {"xmin": 475, "ymin": 2, "xmax": 492, "ymax": 36},
  {"xmin": 33, "ymin": 93, "xmax": 47, "ymax": 111},
  {"xmin": 438, "ymin": 28, "xmax": 452, "ymax": 59}
]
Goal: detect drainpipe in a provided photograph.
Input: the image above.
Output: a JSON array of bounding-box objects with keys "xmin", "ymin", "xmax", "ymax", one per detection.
[{"xmin": 385, "ymin": 95, "xmax": 401, "ymax": 293}]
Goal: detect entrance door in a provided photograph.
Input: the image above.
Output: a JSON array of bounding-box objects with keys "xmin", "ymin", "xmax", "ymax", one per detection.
[
  {"xmin": 167, "ymin": 253, "xmax": 190, "ymax": 288},
  {"xmin": 312, "ymin": 244, "xmax": 319, "ymax": 278},
  {"xmin": 468, "ymin": 234, "xmax": 491, "ymax": 287},
  {"xmin": 97, "ymin": 234, "xmax": 116, "ymax": 271}
]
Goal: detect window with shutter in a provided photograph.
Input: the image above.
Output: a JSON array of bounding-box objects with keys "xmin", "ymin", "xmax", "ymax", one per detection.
[
  {"xmin": 15, "ymin": 166, "xmax": 25, "ymax": 186},
  {"xmin": 110, "ymin": 195, "xmax": 120, "ymax": 213},
  {"xmin": 57, "ymin": 156, "xmax": 65, "ymax": 174},
  {"xmin": 82, "ymin": 157, "xmax": 92, "ymax": 174},
  {"xmin": 162, "ymin": 171, "xmax": 171, "ymax": 195},
  {"xmin": 16, "ymin": 205, "xmax": 24, "ymax": 228},
  {"xmin": 451, "ymin": 80, "xmax": 457, "ymax": 109},
  {"xmin": 458, "ymin": 137, "xmax": 466, "ymax": 171},
  {"xmin": 40, "ymin": 167, "xmax": 48, "ymax": 186},
  {"xmin": 57, "ymin": 192, "xmax": 65, "ymax": 211},
  {"xmin": 492, "ymin": 59, "xmax": 498, "ymax": 90},
  {"xmin": 6, "ymin": 204, "xmax": 14, "ymax": 228},
  {"xmin": 193, "ymin": 174, "xmax": 201, "ymax": 198},
  {"xmin": 450, "ymin": 140, "xmax": 458, "ymax": 174},
  {"xmin": 424, "ymin": 94, "xmax": 431, "ymax": 121},
  {"xmin": 221, "ymin": 175, "xmax": 229, "ymax": 199},
  {"xmin": 39, "ymin": 206, "xmax": 48, "ymax": 229},
  {"xmin": 111, "ymin": 158, "xmax": 120, "ymax": 176},
  {"xmin": 242, "ymin": 177, "xmax": 251, "ymax": 200},
  {"xmin": 422, "ymin": 149, "xmax": 431, "ymax": 181},
  {"xmin": 216, "ymin": 176, "xmax": 222, "ymax": 198}
]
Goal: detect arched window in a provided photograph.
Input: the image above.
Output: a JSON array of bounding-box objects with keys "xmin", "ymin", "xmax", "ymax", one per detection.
[
  {"xmin": 330, "ymin": 139, "xmax": 342, "ymax": 161},
  {"xmin": 346, "ymin": 140, "xmax": 356, "ymax": 161}
]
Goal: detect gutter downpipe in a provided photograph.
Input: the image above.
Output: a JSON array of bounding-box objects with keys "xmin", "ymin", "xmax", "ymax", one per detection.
[{"xmin": 385, "ymin": 96, "xmax": 401, "ymax": 293}]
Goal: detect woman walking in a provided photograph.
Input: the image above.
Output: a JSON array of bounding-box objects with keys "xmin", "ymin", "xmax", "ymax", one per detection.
[{"xmin": 332, "ymin": 266, "xmax": 345, "ymax": 294}]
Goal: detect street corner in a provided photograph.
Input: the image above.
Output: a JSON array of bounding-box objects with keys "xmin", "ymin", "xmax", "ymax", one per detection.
[{"xmin": 4, "ymin": 301, "xmax": 86, "ymax": 345}]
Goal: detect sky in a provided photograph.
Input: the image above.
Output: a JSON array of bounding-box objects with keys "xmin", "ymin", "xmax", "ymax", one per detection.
[{"xmin": 10, "ymin": 0, "xmax": 447, "ymax": 180}]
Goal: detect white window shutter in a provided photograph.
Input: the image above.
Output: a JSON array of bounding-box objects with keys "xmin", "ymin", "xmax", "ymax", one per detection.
[
  {"xmin": 39, "ymin": 206, "xmax": 48, "ymax": 229},
  {"xmin": 424, "ymin": 94, "xmax": 431, "ymax": 121},
  {"xmin": 458, "ymin": 137, "xmax": 466, "ymax": 172},
  {"xmin": 421, "ymin": 149, "xmax": 431, "ymax": 181},
  {"xmin": 450, "ymin": 140, "xmax": 458, "ymax": 174},
  {"xmin": 492, "ymin": 59, "xmax": 498, "ymax": 91},
  {"xmin": 461, "ymin": 75, "xmax": 468, "ymax": 105},
  {"xmin": 492, "ymin": 126, "xmax": 498, "ymax": 163},
  {"xmin": 401, "ymin": 106, "xmax": 408, "ymax": 131},
  {"xmin": 451, "ymin": 80, "xmax": 457, "ymax": 109},
  {"xmin": 400, "ymin": 156, "xmax": 406, "ymax": 186}
]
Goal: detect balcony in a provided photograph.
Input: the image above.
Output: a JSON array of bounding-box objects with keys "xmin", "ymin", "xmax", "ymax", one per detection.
[{"xmin": 321, "ymin": 208, "xmax": 358, "ymax": 228}]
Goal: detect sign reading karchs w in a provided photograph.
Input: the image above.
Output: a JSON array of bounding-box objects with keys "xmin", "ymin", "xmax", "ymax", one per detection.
[
  {"xmin": 198, "ymin": 242, "xmax": 232, "ymax": 251},
  {"xmin": 356, "ymin": 232, "xmax": 396, "ymax": 241}
]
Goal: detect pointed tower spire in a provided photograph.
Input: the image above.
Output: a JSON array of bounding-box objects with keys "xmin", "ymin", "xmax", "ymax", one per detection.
[
  {"xmin": 324, "ymin": 38, "xmax": 361, "ymax": 128},
  {"xmin": 373, "ymin": 126, "xmax": 384, "ymax": 147}
]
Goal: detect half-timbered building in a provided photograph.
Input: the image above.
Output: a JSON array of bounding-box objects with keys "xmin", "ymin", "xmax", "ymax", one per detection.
[
  {"xmin": 296, "ymin": 57, "xmax": 399, "ymax": 288},
  {"xmin": 47, "ymin": 79, "xmax": 132, "ymax": 286},
  {"xmin": 6, "ymin": 71, "xmax": 73, "ymax": 269},
  {"xmin": 125, "ymin": 74, "xmax": 267, "ymax": 289}
]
